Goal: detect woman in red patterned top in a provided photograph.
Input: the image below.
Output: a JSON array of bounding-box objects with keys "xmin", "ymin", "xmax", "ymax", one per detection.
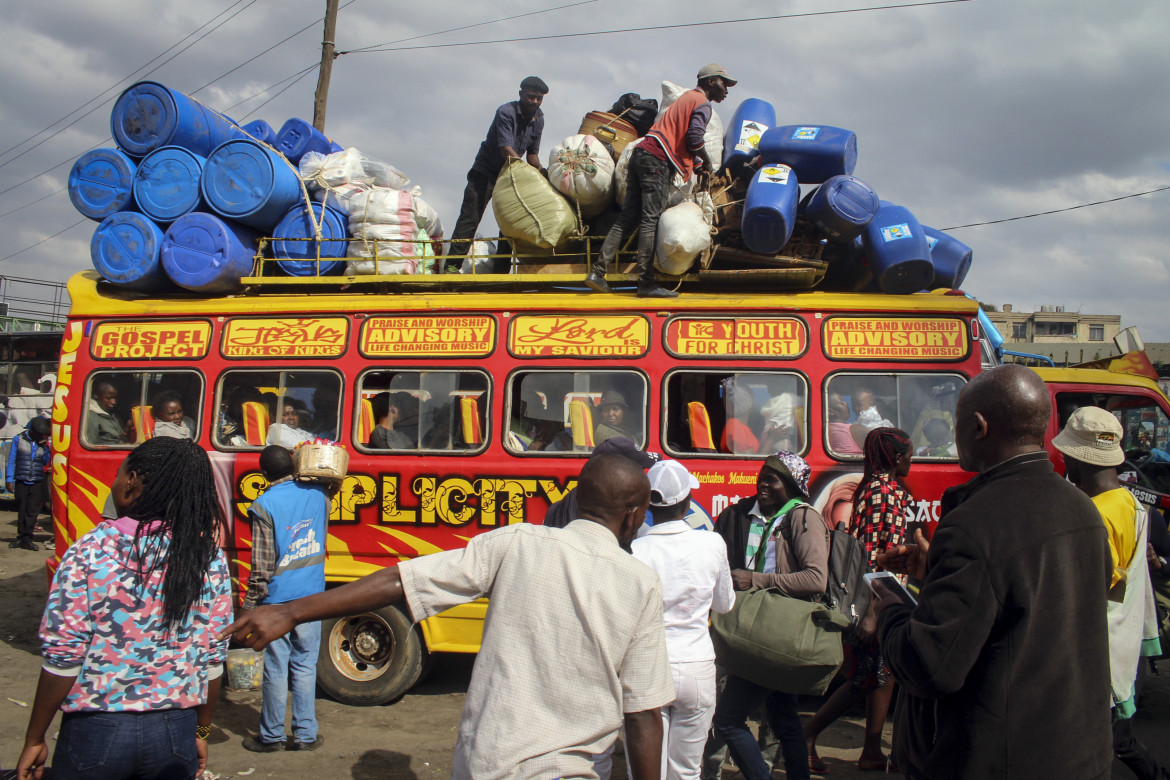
[{"xmin": 805, "ymin": 427, "xmax": 913, "ymax": 774}]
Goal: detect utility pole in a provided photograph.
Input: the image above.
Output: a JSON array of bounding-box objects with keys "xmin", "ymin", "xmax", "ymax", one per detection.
[{"xmin": 313, "ymin": 0, "xmax": 340, "ymax": 132}]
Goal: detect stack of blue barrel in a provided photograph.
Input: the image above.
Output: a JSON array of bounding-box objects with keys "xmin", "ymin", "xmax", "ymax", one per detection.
[
  {"xmin": 720, "ymin": 98, "xmax": 973, "ymax": 294},
  {"xmin": 68, "ymin": 81, "xmax": 350, "ymax": 294}
]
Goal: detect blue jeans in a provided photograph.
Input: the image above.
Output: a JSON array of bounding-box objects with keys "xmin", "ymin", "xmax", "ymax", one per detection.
[
  {"xmin": 52, "ymin": 709, "xmax": 197, "ymax": 780},
  {"xmin": 260, "ymin": 620, "xmax": 321, "ymax": 744},
  {"xmin": 712, "ymin": 674, "xmax": 810, "ymax": 780}
]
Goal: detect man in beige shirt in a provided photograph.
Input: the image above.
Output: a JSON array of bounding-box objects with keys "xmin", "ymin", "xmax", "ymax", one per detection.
[{"xmin": 225, "ymin": 454, "xmax": 675, "ymax": 780}]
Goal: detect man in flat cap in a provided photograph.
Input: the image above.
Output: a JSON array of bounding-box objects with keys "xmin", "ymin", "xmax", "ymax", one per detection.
[
  {"xmin": 445, "ymin": 76, "xmax": 549, "ymax": 273},
  {"xmin": 585, "ymin": 64, "xmax": 735, "ymax": 299}
]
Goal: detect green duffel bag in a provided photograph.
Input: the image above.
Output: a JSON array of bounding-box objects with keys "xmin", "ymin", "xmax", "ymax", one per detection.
[{"xmin": 711, "ymin": 587, "xmax": 851, "ymax": 696}]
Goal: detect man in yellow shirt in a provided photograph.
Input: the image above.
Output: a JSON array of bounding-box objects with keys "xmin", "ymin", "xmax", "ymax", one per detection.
[{"xmin": 1054, "ymin": 406, "xmax": 1167, "ymax": 780}]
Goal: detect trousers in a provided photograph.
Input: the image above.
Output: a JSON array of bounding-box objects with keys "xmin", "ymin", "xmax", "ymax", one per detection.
[
  {"xmin": 446, "ymin": 169, "xmax": 512, "ymax": 272},
  {"xmin": 52, "ymin": 708, "xmax": 197, "ymax": 780},
  {"xmin": 260, "ymin": 620, "xmax": 322, "ymax": 744},
  {"xmin": 593, "ymin": 147, "xmax": 672, "ymax": 284},
  {"xmin": 711, "ymin": 674, "xmax": 810, "ymax": 780}
]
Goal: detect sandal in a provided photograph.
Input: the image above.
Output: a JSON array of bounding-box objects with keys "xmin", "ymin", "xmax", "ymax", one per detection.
[{"xmin": 809, "ymin": 755, "xmax": 829, "ymax": 774}]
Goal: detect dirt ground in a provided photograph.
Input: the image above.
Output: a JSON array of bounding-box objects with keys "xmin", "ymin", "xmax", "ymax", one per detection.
[{"xmin": 3, "ymin": 506, "xmax": 1170, "ymax": 779}]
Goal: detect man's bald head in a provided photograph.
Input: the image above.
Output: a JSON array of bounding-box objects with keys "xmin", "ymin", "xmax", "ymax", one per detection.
[
  {"xmin": 955, "ymin": 364, "xmax": 1050, "ymax": 472},
  {"xmin": 576, "ymin": 454, "xmax": 651, "ymax": 545}
]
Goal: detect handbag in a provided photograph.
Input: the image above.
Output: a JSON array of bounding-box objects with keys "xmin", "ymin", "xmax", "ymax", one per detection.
[{"xmin": 710, "ymin": 587, "xmax": 850, "ymax": 696}]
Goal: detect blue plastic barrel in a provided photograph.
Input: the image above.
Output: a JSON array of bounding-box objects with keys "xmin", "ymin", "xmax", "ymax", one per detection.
[
  {"xmin": 758, "ymin": 125, "xmax": 858, "ymax": 184},
  {"xmin": 242, "ymin": 119, "xmax": 277, "ymax": 146},
  {"xmin": 133, "ymin": 146, "xmax": 206, "ymax": 223},
  {"xmin": 804, "ymin": 175, "xmax": 879, "ymax": 242},
  {"xmin": 275, "ymin": 118, "xmax": 336, "ymax": 164},
  {"xmin": 161, "ymin": 212, "xmax": 259, "ymax": 293},
  {"xmin": 722, "ymin": 98, "xmax": 776, "ymax": 170},
  {"xmin": 273, "ymin": 202, "xmax": 348, "ymax": 276},
  {"xmin": 923, "ymin": 226, "xmax": 973, "ymax": 289},
  {"xmin": 111, "ymin": 81, "xmax": 242, "ymax": 158},
  {"xmin": 90, "ymin": 212, "xmax": 169, "ymax": 291},
  {"xmin": 68, "ymin": 149, "xmax": 138, "ymax": 220},
  {"xmin": 741, "ymin": 164, "xmax": 800, "ymax": 255},
  {"xmin": 862, "ymin": 201, "xmax": 933, "ymax": 295},
  {"xmin": 201, "ymin": 139, "xmax": 303, "ymax": 231}
]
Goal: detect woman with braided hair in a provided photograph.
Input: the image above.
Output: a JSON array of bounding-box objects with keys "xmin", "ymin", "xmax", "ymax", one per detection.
[
  {"xmin": 16, "ymin": 437, "xmax": 232, "ymax": 780},
  {"xmin": 804, "ymin": 427, "xmax": 913, "ymax": 774}
]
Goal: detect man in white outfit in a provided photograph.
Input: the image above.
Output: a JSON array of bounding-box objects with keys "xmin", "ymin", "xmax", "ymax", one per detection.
[{"xmin": 632, "ymin": 460, "xmax": 736, "ymax": 779}]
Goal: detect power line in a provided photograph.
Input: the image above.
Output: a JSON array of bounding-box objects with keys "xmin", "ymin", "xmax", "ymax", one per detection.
[
  {"xmin": 0, "ymin": 218, "xmax": 89, "ymax": 265},
  {"xmin": 0, "ymin": 187, "xmax": 66, "ymax": 219},
  {"xmin": 348, "ymin": 0, "xmax": 972, "ymax": 54},
  {"xmin": 0, "ymin": 0, "xmax": 262, "ymax": 171},
  {"xmin": 239, "ymin": 67, "xmax": 320, "ymax": 120},
  {"xmin": 941, "ymin": 185, "xmax": 1170, "ymax": 230},
  {"xmin": 341, "ymin": 0, "xmax": 598, "ymax": 55}
]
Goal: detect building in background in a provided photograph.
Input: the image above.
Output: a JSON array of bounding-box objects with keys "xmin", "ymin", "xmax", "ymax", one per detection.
[{"xmin": 986, "ymin": 304, "xmax": 1123, "ymax": 365}]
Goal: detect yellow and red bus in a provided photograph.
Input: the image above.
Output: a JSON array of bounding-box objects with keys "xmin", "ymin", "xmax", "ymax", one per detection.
[{"xmin": 51, "ymin": 270, "xmax": 986, "ymax": 704}]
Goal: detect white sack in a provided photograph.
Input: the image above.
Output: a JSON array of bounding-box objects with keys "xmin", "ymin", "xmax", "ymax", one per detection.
[
  {"xmin": 460, "ymin": 236, "xmax": 498, "ymax": 274},
  {"xmin": 410, "ymin": 186, "xmax": 443, "ymax": 240},
  {"xmin": 654, "ymin": 201, "xmax": 711, "ymax": 275},
  {"xmin": 547, "ymin": 134, "xmax": 615, "ymax": 218},
  {"xmin": 300, "ymin": 147, "xmax": 409, "ymax": 191},
  {"xmin": 346, "ymin": 227, "xmax": 435, "ymax": 275},
  {"xmin": 343, "ymin": 187, "xmax": 414, "ymax": 226}
]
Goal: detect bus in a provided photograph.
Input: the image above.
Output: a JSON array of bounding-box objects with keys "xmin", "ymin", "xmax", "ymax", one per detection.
[
  {"xmin": 52, "ymin": 269, "xmax": 986, "ymax": 704},
  {"xmin": 0, "ymin": 330, "xmax": 62, "ymax": 500}
]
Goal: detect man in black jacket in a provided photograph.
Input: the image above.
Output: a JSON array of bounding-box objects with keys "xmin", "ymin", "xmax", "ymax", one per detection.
[{"xmin": 874, "ymin": 364, "xmax": 1112, "ymax": 779}]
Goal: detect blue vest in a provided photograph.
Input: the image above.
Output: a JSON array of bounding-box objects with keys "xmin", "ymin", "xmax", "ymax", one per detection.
[
  {"xmin": 10, "ymin": 431, "xmax": 49, "ymax": 483},
  {"xmin": 251, "ymin": 480, "xmax": 329, "ymax": 604}
]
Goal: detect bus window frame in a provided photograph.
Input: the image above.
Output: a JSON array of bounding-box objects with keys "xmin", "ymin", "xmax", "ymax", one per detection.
[
  {"xmin": 661, "ymin": 314, "xmax": 810, "ymax": 361},
  {"xmin": 504, "ymin": 367, "xmax": 651, "ymax": 457},
  {"xmin": 823, "ymin": 370, "xmax": 970, "ymax": 462},
  {"xmin": 212, "ymin": 367, "xmax": 346, "ymax": 452},
  {"xmin": 660, "ymin": 367, "xmax": 811, "ymax": 460},
  {"xmin": 352, "ymin": 367, "xmax": 492, "ymax": 456},
  {"xmin": 81, "ymin": 368, "xmax": 207, "ymax": 450}
]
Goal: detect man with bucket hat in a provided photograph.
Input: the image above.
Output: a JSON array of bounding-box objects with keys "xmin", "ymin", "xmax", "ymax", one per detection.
[
  {"xmin": 1054, "ymin": 406, "xmax": 1168, "ymax": 780},
  {"xmin": 705, "ymin": 451, "xmax": 829, "ymax": 780},
  {"xmin": 585, "ymin": 64, "xmax": 736, "ymax": 299}
]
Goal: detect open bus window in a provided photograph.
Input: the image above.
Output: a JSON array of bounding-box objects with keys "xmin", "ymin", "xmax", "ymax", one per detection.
[
  {"xmin": 663, "ymin": 371, "xmax": 807, "ymax": 457},
  {"xmin": 825, "ymin": 373, "xmax": 966, "ymax": 460},
  {"xmin": 83, "ymin": 371, "xmax": 204, "ymax": 448},
  {"xmin": 506, "ymin": 370, "xmax": 647, "ymax": 454},
  {"xmin": 1056, "ymin": 392, "xmax": 1170, "ymax": 495},
  {"xmin": 356, "ymin": 370, "xmax": 489, "ymax": 453},
  {"xmin": 215, "ymin": 370, "xmax": 342, "ymax": 450}
]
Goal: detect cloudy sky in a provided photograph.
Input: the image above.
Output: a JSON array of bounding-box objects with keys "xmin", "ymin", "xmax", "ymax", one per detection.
[{"xmin": 3, "ymin": 0, "xmax": 1168, "ymax": 340}]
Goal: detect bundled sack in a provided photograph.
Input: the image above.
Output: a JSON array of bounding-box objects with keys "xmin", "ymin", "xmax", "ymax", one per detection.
[
  {"xmin": 548, "ymin": 134, "xmax": 615, "ymax": 218},
  {"xmin": 346, "ymin": 226, "xmax": 435, "ymax": 275},
  {"xmin": 608, "ymin": 93, "xmax": 659, "ymax": 137},
  {"xmin": 655, "ymin": 200, "xmax": 712, "ymax": 275},
  {"xmin": 711, "ymin": 587, "xmax": 851, "ymax": 696},
  {"xmin": 492, "ymin": 157, "xmax": 577, "ymax": 250},
  {"xmin": 299, "ymin": 147, "xmax": 409, "ymax": 191},
  {"xmin": 292, "ymin": 439, "xmax": 349, "ymax": 484},
  {"xmin": 410, "ymin": 185, "xmax": 443, "ymax": 243},
  {"xmin": 659, "ymin": 81, "xmax": 724, "ymax": 175},
  {"xmin": 459, "ymin": 236, "xmax": 498, "ymax": 274},
  {"xmin": 313, "ymin": 181, "xmax": 368, "ymax": 214}
]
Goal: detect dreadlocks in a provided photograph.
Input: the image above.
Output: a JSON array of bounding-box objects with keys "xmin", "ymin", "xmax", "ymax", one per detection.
[
  {"xmin": 122, "ymin": 437, "xmax": 223, "ymax": 630},
  {"xmin": 852, "ymin": 427, "xmax": 913, "ymax": 506}
]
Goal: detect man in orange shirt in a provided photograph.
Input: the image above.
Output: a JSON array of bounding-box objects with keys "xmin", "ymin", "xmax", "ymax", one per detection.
[{"xmin": 585, "ymin": 64, "xmax": 734, "ymax": 299}]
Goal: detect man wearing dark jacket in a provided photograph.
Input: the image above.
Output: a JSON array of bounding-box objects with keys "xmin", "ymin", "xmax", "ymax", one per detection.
[{"xmin": 874, "ymin": 364, "xmax": 1112, "ymax": 779}]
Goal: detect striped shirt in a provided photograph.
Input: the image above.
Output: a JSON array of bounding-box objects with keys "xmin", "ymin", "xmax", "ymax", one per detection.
[{"xmin": 40, "ymin": 516, "xmax": 232, "ymax": 712}]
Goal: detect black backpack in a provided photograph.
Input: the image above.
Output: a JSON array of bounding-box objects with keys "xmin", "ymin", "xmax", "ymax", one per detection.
[{"xmin": 780, "ymin": 507, "xmax": 872, "ymax": 638}]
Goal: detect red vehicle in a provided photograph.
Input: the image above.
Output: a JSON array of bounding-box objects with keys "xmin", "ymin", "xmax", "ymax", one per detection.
[{"xmin": 50, "ymin": 271, "xmax": 985, "ymax": 704}]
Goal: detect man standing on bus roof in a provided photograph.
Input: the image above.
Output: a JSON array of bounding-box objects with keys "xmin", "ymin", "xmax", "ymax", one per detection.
[
  {"xmin": 238, "ymin": 446, "xmax": 330, "ymax": 753},
  {"xmin": 225, "ymin": 454, "xmax": 674, "ymax": 780},
  {"xmin": 585, "ymin": 64, "xmax": 735, "ymax": 299},
  {"xmin": 443, "ymin": 76, "xmax": 549, "ymax": 274}
]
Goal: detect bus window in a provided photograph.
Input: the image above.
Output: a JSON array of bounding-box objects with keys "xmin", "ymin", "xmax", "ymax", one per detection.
[
  {"xmin": 356, "ymin": 370, "xmax": 490, "ymax": 453},
  {"xmin": 506, "ymin": 370, "xmax": 647, "ymax": 454},
  {"xmin": 83, "ymin": 370, "xmax": 204, "ymax": 448},
  {"xmin": 216, "ymin": 370, "xmax": 342, "ymax": 450},
  {"xmin": 664, "ymin": 371, "xmax": 807, "ymax": 457},
  {"xmin": 825, "ymin": 374, "xmax": 966, "ymax": 460}
]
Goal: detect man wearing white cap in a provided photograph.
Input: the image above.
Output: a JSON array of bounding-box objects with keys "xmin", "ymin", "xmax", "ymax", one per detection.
[
  {"xmin": 1053, "ymin": 407, "xmax": 1167, "ymax": 780},
  {"xmin": 630, "ymin": 460, "xmax": 735, "ymax": 779}
]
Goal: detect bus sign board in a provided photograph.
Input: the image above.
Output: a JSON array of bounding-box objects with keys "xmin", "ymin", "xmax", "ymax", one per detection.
[
  {"xmin": 823, "ymin": 317, "xmax": 968, "ymax": 360},
  {"xmin": 664, "ymin": 317, "xmax": 807, "ymax": 358},
  {"xmin": 221, "ymin": 317, "xmax": 350, "ymax": 358},
  {"xmin": 91, "ymin": 320, "xmax": 212, "ymax": 360},
  {"xmin": 509, "ymin": 314, "xmax": 650, "ymax": 358},
  {"xmin": 360, "ymin": 315, "xmax": 495, "ymax": 357}
]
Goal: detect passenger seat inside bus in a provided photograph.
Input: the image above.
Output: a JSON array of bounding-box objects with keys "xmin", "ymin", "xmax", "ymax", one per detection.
[
  {"xmin": 130, "ymin": 406, "xmax": 155, "ymax": 444},
  {"xmin": 241, "ymin": 401, "xmax": 270, "ymax": 446},
  {"xmin": 569, "ymin": 400, "xmax": 595, "ymax": 450},
  {"xmin": 687, "ymin": 401, "xmax": 716, "ymax": 453}
]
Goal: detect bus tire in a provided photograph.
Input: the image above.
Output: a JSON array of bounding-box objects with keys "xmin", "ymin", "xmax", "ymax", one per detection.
[{"xmin": 316, "ymin": 605, "xmax": 427, "ymax": 706}]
